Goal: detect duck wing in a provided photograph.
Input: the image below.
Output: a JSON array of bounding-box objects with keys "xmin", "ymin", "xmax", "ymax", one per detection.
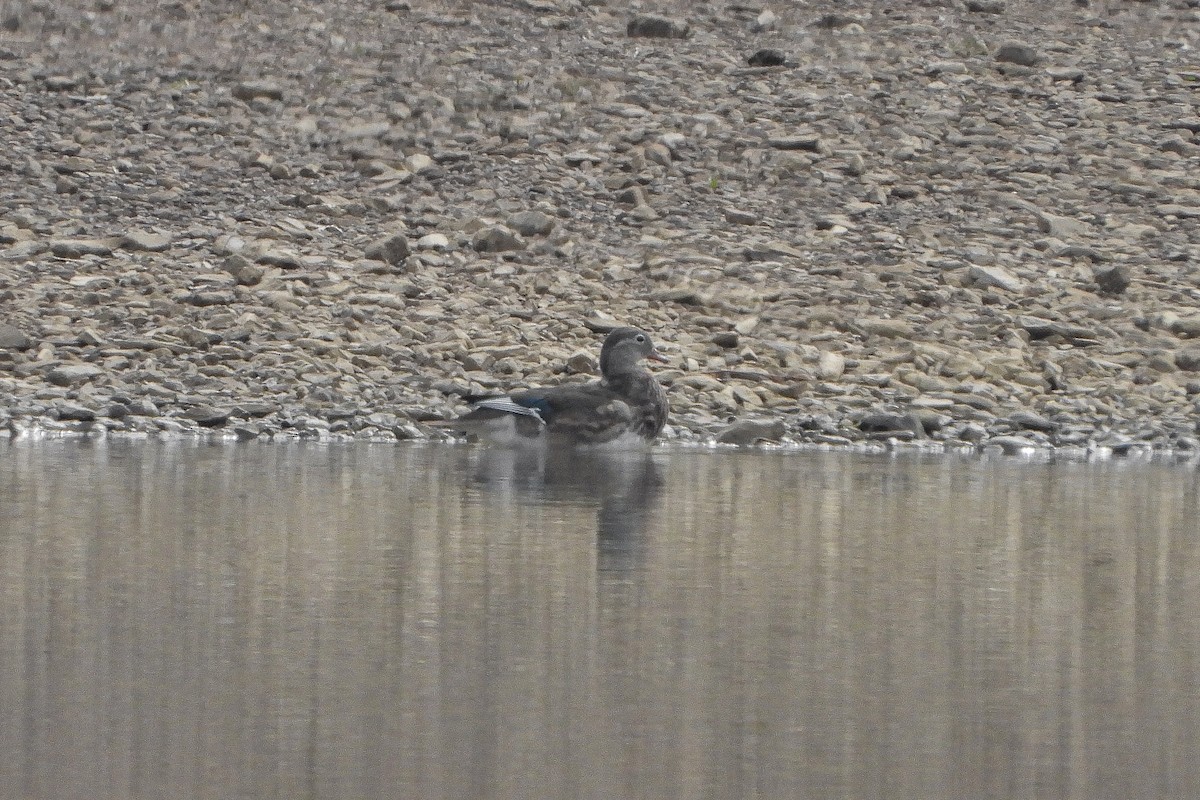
[{"xmin": 509, "ymin": 384, "xmax": 637, "ymax": 445}]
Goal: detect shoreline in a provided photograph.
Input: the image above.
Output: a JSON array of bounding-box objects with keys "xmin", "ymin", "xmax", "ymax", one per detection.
[{"xmin": 3, "ymin": 418, "xmax": 1198, "ymax": 465}]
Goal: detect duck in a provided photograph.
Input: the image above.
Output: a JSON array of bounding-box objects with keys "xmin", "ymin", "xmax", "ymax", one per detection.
[{"xmin": 428, "ymin": 326, "xmax": 669, "ymax": 447}]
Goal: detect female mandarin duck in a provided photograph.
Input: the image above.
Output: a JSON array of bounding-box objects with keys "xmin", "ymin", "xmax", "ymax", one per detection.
[{"xmin": 429, "ymin": 327, "xmax": 669, "ymax": 447}]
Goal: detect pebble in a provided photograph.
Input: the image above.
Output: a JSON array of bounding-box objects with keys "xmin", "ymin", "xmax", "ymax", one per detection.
[
  {"xmin": 417, "ymin": 233, "xmax": 451, "ymax": 250},
  {"xmin": 747, "ymin": 49, "xmax": 786, "ymax": 67},
  {"xmin": 179, "ymin": 405, "xmax": 232, "ymax": 427},
  {"xmin": 716, "ymin": 419, "xmax": 786, "ymax": 446},
  {"xmin": 994, "ymin": 42, "xmax": 1040, "ymax": 67},
  {"xmin": 1176, "ymin": 350, "xmax": 1200, "ymax": 372},
  {"xmin": 506, "ymin": 211, "xmax": 556, "ymax": 237},
  {"xmin": 1093, "ymin": 264, "xmax": 1131, "ymax": 295},
  {"xmin": 626, "ymin": 14, "xmax": 690, "ymax": 39},
  {"xmin": 52, "ymin": 404, "xmax": 97, "ymax": 422},
  {"xmin": 966, "ymin": 0, "xmax": 1005, "ymax": 13},
  {"xmin": 986, "ymin": 435, "xmax": 1041, "ymax": 454},
  {"xmin": 364, "ymin": 231, "xmax": 411, "ymax": 265},
  {"xmin": 1007, "ymin": 410, "xmax": 1057, "ymax": 433},
  {"xmin": 472, "ymin": 226, "xmax": 525, "ymax": 253},
  {"xmin": 232, "ymin": 80, "xmax": 285, "ymax": 101},
  {"xmin": 50, "ymin": 238, "xmax": 115, "ymax": 258},
  {"xmin": 0, "ymin": 324, "xmax": 31, "ymax": 350},
  {"xmin": 120, "ymin": 231, "xmax": 173, "ymax": 252},
  {"xmin": 46, "ymin": 364, "xmax": 105, "ymax": 387},
  {"xmin": 967, "ymin": 264, "xmax": 1024, "ymax": 293}
]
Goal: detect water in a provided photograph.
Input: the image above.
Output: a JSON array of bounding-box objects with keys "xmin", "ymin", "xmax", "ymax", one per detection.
[{"xmin": 1, "ymin": 439, "xmax": 1198, "ymax": 800}]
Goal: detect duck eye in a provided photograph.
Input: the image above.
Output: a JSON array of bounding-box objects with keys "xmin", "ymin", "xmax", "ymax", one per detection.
[{"xmin": 635, "ymin": 334, "xmax": 646, "ymax": 343}]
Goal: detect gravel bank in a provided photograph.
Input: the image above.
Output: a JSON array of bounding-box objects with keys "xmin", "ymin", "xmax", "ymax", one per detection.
[{"xmin": 2, "ymin": 0, "xmax": 1199, "ymax": 453}]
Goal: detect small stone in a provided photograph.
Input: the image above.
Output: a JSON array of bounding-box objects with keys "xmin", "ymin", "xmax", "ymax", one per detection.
[
  {"xmin": 986, "ymin": 435, "xmax": 1041, "ymax": 454},
  {"xmin": 44, "ymin": 75, "xmax": 78, "ymax": 91},
  {"xmin": 858, "ymin": 412, "xmax": 925, "ymax": 437},
  {"xmin": 473, "ymin": 225, "xmax": 525, "ymax": 253},
  {"xmin": 233, "ymin": 425, "xmax": 261, "ymax": 441},
  {"xmin": 417, "ymin": 233, "xmax": 451, "ymax": 250},
  {"xmin": 180, "ymin": 405, "xmax": 232, "ymax": 427},
  {"xmin": 1008, "ymin": 410, "xmax": 1057, "ymax": 432},
  {"xmin": 995, "ymin": 42, "xmax": 1040, "ymax": 67},
  {"xmin": 753, "ymin": 9, "xmax": 777, "ymax": 32},
  {"xmin": 0, "ymin": 323, "xmax": 31, "ymax": 350},
  {"xmin": 966, "ymin": 0, "xmax": 1004, "ymax": 12},
  {"xmin": 812, "ymin": 13, "xmax": 859, "ymax": 29},
  {"xmin": 817, "ymin": 351, "xmax": 845, "ymax": 380},
  {"xmin": 364, "ymin": 231, "xmax": 411, "ymax": 265},
  {"xmin": 1093, "ymin": 264, "xmax": 1131, "ymax": 295},
  {"xmin": 254, "ymin": 249, "xmax": 302, "ymax": 269},
  {"xmin": 1156, "ymin": 204, "xmax": 1200, "ymax": 219},
  {"xmin": 724, "ymin": 208, "xmax": 759, "ymax": 225},
  {"xmin": 183, "ymin": 291, "xmax": 235, "ymax": 307},
  {"xmin": 629, "ymin": 204, "xmax": 659, "ymax": 222},
  {"xmin": 404, "ymin": 153, "xmax": 436, "ymax": 173},
  {"xmin": 47, "ymin": 364, "xmax": 105, "ymax": 386},
  {"xmin": 564, "ymin": 150, "xmax": 601, "ymax": 166},
  {"xmin": 232, "ymin": 80, "xmax": 284, "ymax": 101},
  {"xmin": 50, "ymin": 238, "xmax": 115, "ymax": 258},
  {"xmin": 232, "ymin": 402, "xmax": 277, "ymax": 418},
  {"xmin": 462, "ymin": 351, "xmax": 495, "ymax": 372},
  {"xmin": 119, "ymin": 230, "xmax": 173, "ymax": 252},
  {"xmin": 1034, "ymin": 211, "xmax": 1090, "ymax": 240},
  {"xmin": 583, "ymin": 312, "xmax": 622, "ymax": 333},
  {"xmin": 126, "ymin": 399, "xmax": 159, "ymax": 416},
  {"xmin": 566, "ymin": 351, "xmax": 596, "ymax": 373},
  {"xmin": 713, "ymin": 331, "xmax": 739, "ymax": 348},
  {"xmin": 223, "ymin": 254, "xmax": 266, "ymax": 285},
  {"xmin": 768, "ymin": 135, "xmax": 823, "ymax": 152},
  {"xmin": 643, "ymin": 142, "xmax": 672, "ymax": 167},
  {"xmin": 889, "ymin": 185, "xmax": 923, "ymax": 200},
  {"xmin": 627, "ymin": 14, "xmax": 689, "ymax": 38},
  {"xmin": 854, "ymin": 318, "xmax": 914, "ymax": 339},
  {"xmin": 967, "ymin": 264, "xmax": 1024, "ymax": 292},
  {"xmin": 52, "ymin": 404, "xmax": 96, "ymax": 422},
  {"xmin": 734, "ymin": 317, "xmax": 759, "ymax": 335},
  {"xmin": 1046, "ymin": 66, "xmax": 1085, "ymax": 83},
  {"xmin": 1176, "ymin": 349, "xmax": 1200, "ymax": 372},
  {"xmin": 716, "ymin": 419, "xmax": 786, "ymax": 446},
  {"xmin": 506, "ymin": 210, "xmax": 555, "ymax": 237},
  {"xmin": 1169, "ymin": 316, "xmax": 1200, "ymax": 339},
  {"xmin": 613, "ymin": 186, "xmax": 646, "ymax": 206},
  {"xmin": 747, "ymin": 49, "xmax": 786, "ymax": 67},
  {"xmin": 926, "ymin": 61, "xmax": 969, "ymax": 77}
]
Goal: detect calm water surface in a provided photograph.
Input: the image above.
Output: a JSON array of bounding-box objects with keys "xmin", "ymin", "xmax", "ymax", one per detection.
[{"xmin": 1, "ymin": 439, "xmax": 1198, "ymax": 800}]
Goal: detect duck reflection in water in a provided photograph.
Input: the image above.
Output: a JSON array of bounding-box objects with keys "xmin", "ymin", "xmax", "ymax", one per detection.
[{"xmin": 466, "ymin": 445, "xmax": 664, "ymax": 572}]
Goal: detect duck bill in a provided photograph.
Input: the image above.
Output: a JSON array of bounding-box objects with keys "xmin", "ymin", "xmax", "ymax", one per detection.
[{"xmin": 647, "ymin": 349, "xmax": 671, "ymax": 364}]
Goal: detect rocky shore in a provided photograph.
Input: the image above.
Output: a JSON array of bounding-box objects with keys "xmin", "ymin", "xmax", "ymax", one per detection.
[{"xmin": 2, "ymin": 0, "xmax": 1199, "ymax": 453}]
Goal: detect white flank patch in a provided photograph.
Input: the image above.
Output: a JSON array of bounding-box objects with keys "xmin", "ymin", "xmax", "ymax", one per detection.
[{"xmin": 475, "ymin": 397, "xmax": 547, "ymax": 423}]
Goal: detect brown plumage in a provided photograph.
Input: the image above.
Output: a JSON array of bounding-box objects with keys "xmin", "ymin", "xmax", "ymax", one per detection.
[{"xmin": 428, "ymin": 327, "xmax": 669, "ymax": 446}]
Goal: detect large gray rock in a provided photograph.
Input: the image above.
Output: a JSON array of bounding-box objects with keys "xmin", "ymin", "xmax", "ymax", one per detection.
[
  {"xmin": 472, "ymin": 225, "xmax": 525, "ymax": 253},
  {"xmin": 506, "ymin": 210, "xmax": 555, "ymax": 237},
  {"xmin": 0, "ymin": 323, "xmax": 31, "ymax": 350},
  {"xmin": 995, "ymin": 42, "xmax": 1040, "ymax": 66},
  {"xmin": 364, "ymin": 231, "xmax": 411, "ymax": 265},
  {"xmin": 627, "ymin": 14, "xmax": 689, "ymax": 38},
  {"xmin": 46, "ymin": 364, "xmax": 105, "ymax": 386},
  {"xmin": 968, "ymin": 264, "xmax": 1024, "ymax": 293}
]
